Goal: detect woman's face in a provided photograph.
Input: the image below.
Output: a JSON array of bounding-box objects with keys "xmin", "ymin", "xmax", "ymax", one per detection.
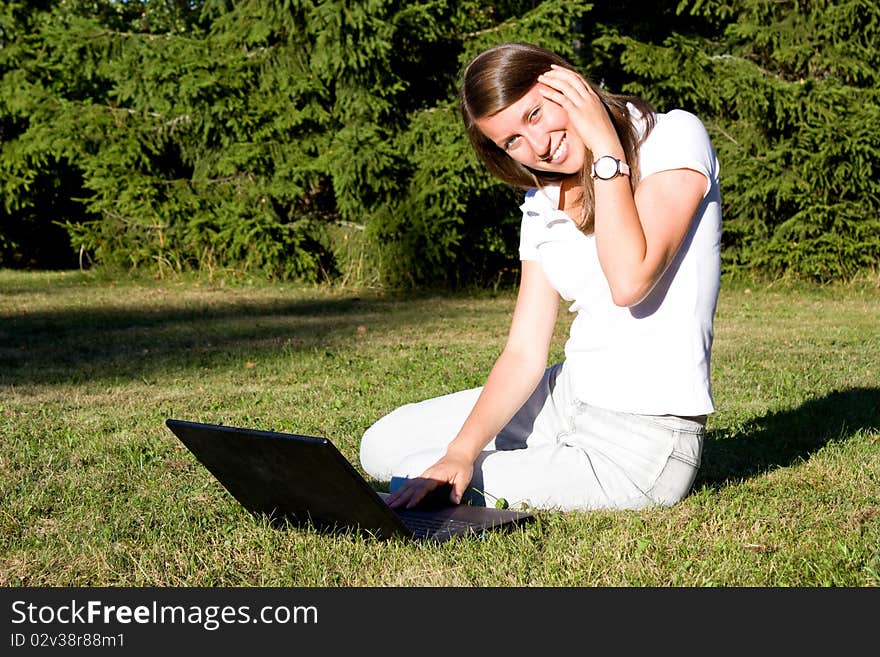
[{"xmin": 475, "ymin": 82, "xmax": 586, "ymax": 175}]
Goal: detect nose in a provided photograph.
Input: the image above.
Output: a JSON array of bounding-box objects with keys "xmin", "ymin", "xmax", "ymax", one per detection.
[{"xmin": 524, "ymin": 126, "xmax": 551, "ymax": 161}]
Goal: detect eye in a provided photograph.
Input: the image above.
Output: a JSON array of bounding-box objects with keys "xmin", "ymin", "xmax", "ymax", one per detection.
[
  {"xmin": 528, "ymin": 105, "xmax": 542, "ymax": 123},
  {"xmin": 504, "ymin": 135, "xmax": 522, "ymax": 151}
]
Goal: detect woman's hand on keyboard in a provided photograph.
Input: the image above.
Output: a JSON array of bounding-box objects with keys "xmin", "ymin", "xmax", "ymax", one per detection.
[{"xmin": 386, "ymin": 453, "xmax": 473, "ymax": 509}]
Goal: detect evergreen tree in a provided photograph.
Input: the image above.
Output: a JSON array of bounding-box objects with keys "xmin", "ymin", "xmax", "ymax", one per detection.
[
  {"xmin": 602, "ymin": 0, "xmax": 880, "ymax": 281},
  {"xmin": 363, "ymin": 0, "xmax": 588, "ymax": 286},
  {"xmin": 1, "ymin": 0, "xmax": 589, "ymax": 284},
  {"xmin": 2, "ymin": 1, "xmax": 877, "ymax": 284}
]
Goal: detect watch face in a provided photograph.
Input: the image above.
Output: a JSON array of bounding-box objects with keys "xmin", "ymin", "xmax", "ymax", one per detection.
[{"xmin": 594, "ymin": 156, "xmax": 618, "ymax": 179}]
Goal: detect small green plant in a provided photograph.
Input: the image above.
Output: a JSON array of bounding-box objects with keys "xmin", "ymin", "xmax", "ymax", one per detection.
[{"xmin": 467, "ymin": 486, "xmax": 511, "ymax": 510}]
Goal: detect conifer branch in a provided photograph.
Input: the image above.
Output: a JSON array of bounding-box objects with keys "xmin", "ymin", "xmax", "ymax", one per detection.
[
  {"xmin": 334, "ymin": 220, "xmax": 365, "ymax": 231},
  {"xmin": 463, "ymin": 20, "xmax": 519, "ymax": 38}
]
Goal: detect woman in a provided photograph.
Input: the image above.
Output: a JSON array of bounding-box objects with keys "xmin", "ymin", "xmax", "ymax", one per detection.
[{"xmin": 360, "ymin": 42, "xmax": 721, "ymax": 511}]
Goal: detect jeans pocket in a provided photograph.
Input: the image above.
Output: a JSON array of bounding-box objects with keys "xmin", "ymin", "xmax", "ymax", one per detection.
[
  {"xmin": 641, "ymin": 416, "xmax": 704, "ymax": 465},
  {"xmin": 646, "ymin": 426, "xmax": 704, "ymax": 506},
  {"xmin": 647, "ymin": 452, "xmax": 700, "ymax": 507}
]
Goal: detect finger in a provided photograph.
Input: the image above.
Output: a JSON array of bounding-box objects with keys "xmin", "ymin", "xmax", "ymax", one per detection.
[
  {"xmin": 388, "ymin": 477, "xmax": 441, "ymax": 509},
  {"xmin": 386, "ymin": 488, "xmax": 405, "ymax": 507},
  {"xmin": 538, "ymin": 75, "xmax": 590, "ymax": 105},
  {"xmin": 538, "ymin": 68, "xmax": 592, "ymax": 103},
  {"xmin": 403, "ymin": 481, "xmax": 436, "ymax": 509},
  {"xmin": 537, "ymin": 83, "xmax": 588, "ymax": 115},
  {"xmin": 541, "ymin": 66, "xmax": 588, "ymax": 89},
  {"xmin": 385, "ymin": 487, "xmax": 405, "ymax": 507},
  {"xmin": 537, "ymin": 86, "xmax": 588, "ymax": 120},
  {"xmin": 537, "ymin": 85, "xmax": 575, "ymax": 110},
  {"xmin": 549, "ymin": 64, "xmax": 592, "ymax": 89},
  {"xmin": 387, "ymin": 484, "xmax": 419, "ymax": 509},
  {"xmin": 386, "ymin": 479, "xmax": 417, "ymax": 508},
  {"xmin": 451, "ymin": 479, "xmax": 468, "ymax": 504}
]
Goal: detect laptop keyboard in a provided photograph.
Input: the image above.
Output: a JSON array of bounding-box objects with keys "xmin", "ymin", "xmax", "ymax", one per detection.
[{"xmin": 396, "ymin": 511, "xmax": 482, "ymax": 540}]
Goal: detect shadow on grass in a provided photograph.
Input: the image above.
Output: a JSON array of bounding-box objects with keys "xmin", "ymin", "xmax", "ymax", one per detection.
[
  {"xmin": 697, "ymin": 387, "xmax": 880, "ymax": 489},
  {"xmin": 0, "ymin": 294, "xmax": 460, "ymax": 386}
]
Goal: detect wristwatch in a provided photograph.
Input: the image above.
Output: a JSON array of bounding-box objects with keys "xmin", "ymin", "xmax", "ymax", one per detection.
[{"xmin": 591, "ymin": 155, "xmax": 630, "ymax": 180}]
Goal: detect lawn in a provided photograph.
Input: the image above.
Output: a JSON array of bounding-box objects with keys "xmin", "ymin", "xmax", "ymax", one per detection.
[{"xmin": 1, "ymin": 269, "xmax": 878, "ymax": 586}]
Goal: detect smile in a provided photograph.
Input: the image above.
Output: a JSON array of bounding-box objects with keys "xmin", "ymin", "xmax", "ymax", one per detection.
[{"xmin": 541, "ymin": 134, "xmax": 567, "ymax": 163}]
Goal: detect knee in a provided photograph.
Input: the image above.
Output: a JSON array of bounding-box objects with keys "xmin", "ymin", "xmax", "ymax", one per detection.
[
  {"xmin": 359, "ymin": 407, "xmax": 416, "ymax": 479},
  {"xmin": 359, "ymin": 420, "xmax": 392, "ymax": 479}
]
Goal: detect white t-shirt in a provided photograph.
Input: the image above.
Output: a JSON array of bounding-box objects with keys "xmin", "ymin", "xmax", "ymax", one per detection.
[{"xmin": 518, "ymin": 108, "xmax": 722, "ymax": 415}]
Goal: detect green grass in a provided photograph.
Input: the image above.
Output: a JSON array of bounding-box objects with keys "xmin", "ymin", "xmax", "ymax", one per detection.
[{"xmin": 1, "ymin": 269, "xmax": 878, "ymax": 586}]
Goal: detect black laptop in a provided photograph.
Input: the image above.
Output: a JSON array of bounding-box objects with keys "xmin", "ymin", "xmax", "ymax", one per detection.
[{"xmin": 165, "ymin": 419, "xmax": 533, "ymax": 542}]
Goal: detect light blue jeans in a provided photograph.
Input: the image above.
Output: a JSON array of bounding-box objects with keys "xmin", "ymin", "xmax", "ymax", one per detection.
[{"xmin": 359, "ymin": 363, "xmax": 705, "ymax": 511}]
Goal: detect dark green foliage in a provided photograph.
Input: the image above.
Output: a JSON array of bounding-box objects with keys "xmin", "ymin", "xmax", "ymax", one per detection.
[
  {"xmin": 601, "ymin": 0, "xmax": 880, "ymax": 281},
  {"xmin": 0, "ymin": 0, "xmax": 585, "ymax": 283},
  {"xmin": 2, "ymin": 0, "xmax": 878, "ymax": 283},
  {"xmin": 366, "ymin": 0, "xmax": 588, "ymax": 286}
]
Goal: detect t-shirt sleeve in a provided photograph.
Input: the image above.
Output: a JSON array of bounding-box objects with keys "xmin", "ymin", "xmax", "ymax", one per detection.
[
  {"xmin": 517, "ymin": 189, "xmax": 541, "ymax": 261},
  {"xmin": 639, "ymin": 110, "xmax": 719, "ymax": 197}
]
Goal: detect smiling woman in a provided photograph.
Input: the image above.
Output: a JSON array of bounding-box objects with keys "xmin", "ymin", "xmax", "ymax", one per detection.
[
  {"xmin": 458, "ymin": 43, "xmax": 658, "ymax": 236},
  {"xmin": 476, "ymin": 84, "xmax": 585, "ymax": 170},
  {"xmin": 360, "ymin": 42, "xmax": 722, "ymax": 514}
]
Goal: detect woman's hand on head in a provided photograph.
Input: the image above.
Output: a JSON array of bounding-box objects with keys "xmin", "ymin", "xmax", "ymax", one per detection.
[
  {"xmin": 537, "ymin": 65, "xmax": 621, "ymax": 156},
  {"xmin": 385, "ymin": 451, "xmax": 474, "ymax": 509}
]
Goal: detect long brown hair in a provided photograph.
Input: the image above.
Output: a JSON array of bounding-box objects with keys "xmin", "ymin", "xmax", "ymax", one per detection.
[{"xmin": 460, "ymin": 42, "xmax": 655, "ymax": 233}]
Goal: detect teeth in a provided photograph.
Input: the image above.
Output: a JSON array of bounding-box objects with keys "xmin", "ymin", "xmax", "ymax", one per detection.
[{"xmin": 551, "ymin": 135, "xmax": 566, "ymax": 161}]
